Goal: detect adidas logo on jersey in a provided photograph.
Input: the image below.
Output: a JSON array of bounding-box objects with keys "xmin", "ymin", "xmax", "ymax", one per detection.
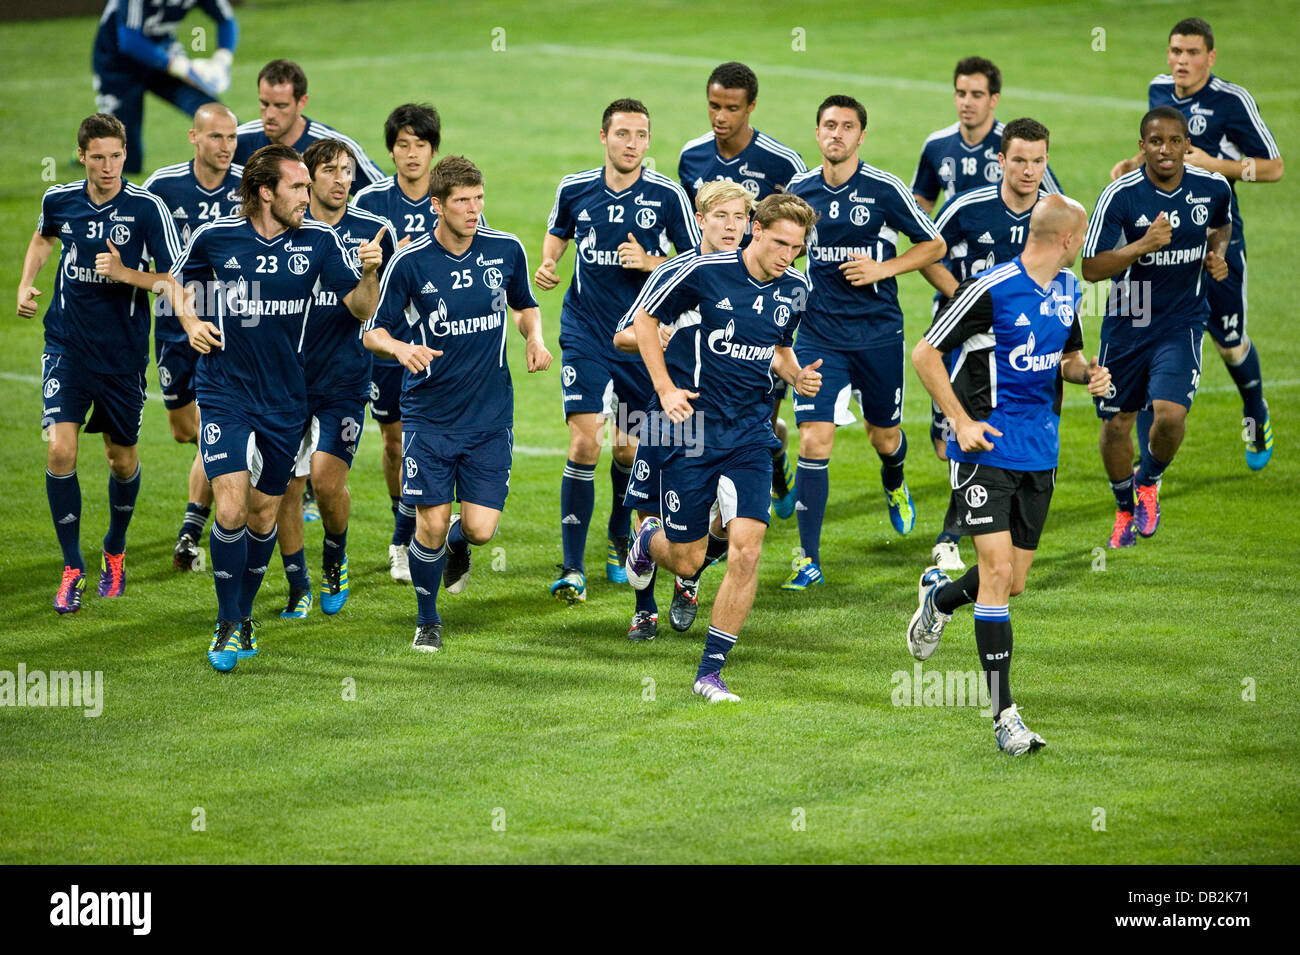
[
  {"xmin": 223, "ymin": 257, "xmax": 240, "ymax": 269},
  {"xmin": 172, "ymin": 206, "xmax": 189, "ymax": 219},
  {"xmin": 577, "ymin": 209, "xmax": 591, "ymax": 222},
  {"xmin": 1015, "ymin": 313, "xmax": 1031, "ymax": 327},
  {"xmin": 421, "ymin": 281, "xmax": 438, "ymax": 294},
  {"xmin": 1135, "ymin": 214, "xmax": 1151, "ymax": 228},
  {"xmin": 561, "ymin": 513, "xmax": 581, "ymax": 525},
  {"xmin": 977, "ymin": 231, "xmax": 995, "ymax": 244},
  {"xmin": 715, "ymin": 297, "xmax": 733, "ymax": 310},
  {"xmin": 61, "ymin": 222, "xmax": 72, "ymax": 234}
]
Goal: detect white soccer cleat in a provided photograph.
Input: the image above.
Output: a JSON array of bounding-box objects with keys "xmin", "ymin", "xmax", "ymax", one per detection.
[
  {"xmin": 994, "ymin": 704, "xmax": 1046, "ymax": 755},
  {"xmin": 389, "ymin": 544, "xmax": 411, "ymax": 584},
  {"xmin": 907, "ymin": 566, "xmax": 952, "ymax": 661},
  {"xmin": 692, "ymin": 672, "xmax": 741, "ymax": 703},
  {"xmin": 931, "ymin": 540, "xmax": 965, "ymax": 574}
]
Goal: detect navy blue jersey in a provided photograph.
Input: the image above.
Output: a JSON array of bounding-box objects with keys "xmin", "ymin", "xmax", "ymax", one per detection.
[
  {"xmin": 172, "ymin": 216, "xmax": 360, "ymax": 416},
  {"xmin": 302, "ymin": 206, "xmax": 396, "ymax": 400},
  {"xmin": 787, "ymin": 161, "xmax": 940, "ymax": 350},
  {"xmin": 1149, "ymin": 73, "xmax": 1280, "ymax": 250},
  {"xmin": 1083, "ymin": 165, "xmax": 1232, "ymax": 344},
  {"xmin": 233, "ymin": 116, "xmax": 383, "ymax": 194},
  {"xmin": 93, "ymin": 0, "xmax": 237, "ymax": 73},
  {"xmin": 37, "ymin": 179, "xmax": 182, "ymax": 375},
  {"xmin": 548, "ymin": 166, "xmax": 699, "ymax": 361},
  {"xmin": 638, "ymin": 251, "xmax": 810, "ymax": 448},
  {"xmin": 616, "ymin": 248, "xmax": 705, "ymax": 338},
  {"xmin": 366, "ymin": 227, "xmax": 537, "ymax": 433},
  {"xmin": 932, "ymin": 184, "xmax": 1045, "ymax": 287},
  {"xmin": 925, "ymin": 259, "xmax": 1084, "ymax": 470},
  {"xmin": 354, "ymin": 176, "xmax": 435, "ymax": 242},
  {"xmin": 143, "ymin": 159, "xmax": 243, "ymax": 342},
  {"xmin": 911, "ymin": 121, "xmax": 1063, "ymax": 210},
  {"xmin": 678, "ymin": 129, "xmax": 807, "ymax": 208}
]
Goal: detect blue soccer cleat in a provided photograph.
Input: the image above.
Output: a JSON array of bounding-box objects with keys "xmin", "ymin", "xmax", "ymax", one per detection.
[
  {"xmin": 237, "ymin": 617, "xmax": 258, "ymax": 659},
  {"xmin": 302, "ymin": 483, "xmax": 320, "ymax": 523},
  {"xmin": 1246, "ymin": 414, "xmax": 1273, "ymax": 471},
  {"xmin": 605, "ymin": 535, "xmax": 629, "ymax": 584},
  {"xmin": 280, "ymin": 582, "xmax": 313, "ymax": 619},
  {"xmin": 207, "ymin": 620, "xmax": 239, "ymax": 672},
  {"xmin": 320, "ymin": 556, "xmax": 349, "ymax": 615},
  {"xmin": 781, "ymin": 556, "xmax": 823, "ymax": 592},
  {"xmin": 885, "ymin": 481, "xmax": 916, "ymax": 535},
  {"xmin": 550, "ymin": 567, "xmax": 586, "ymax": 604},
  {"xmin": 771, "ymin": 451, "xmax": 796, "ymax": 519}
]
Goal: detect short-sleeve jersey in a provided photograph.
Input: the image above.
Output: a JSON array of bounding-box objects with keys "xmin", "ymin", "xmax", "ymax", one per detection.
[
  {"xmin": 37, "ymin": 179, "xmax": 182, "ymax": 375},
  {"xmin": 548, "ymin": 166, "xmax": 699, "ymax": 361},
  {"xmin": 924, "ymin": 259, "xmax": 1084, "ymax": 471},
  {"xmin": 932, "ymin": 184, "xmax": 1044, "ymax": 288},
  {"xmin": 677, "ymin": 129, "xmax": 807, "ymax": 209},
  {"xmin": 1082, "ymin": 165, "xmax": 1232, "ymax": 344},
  {"xmin": 1148, "ymin": 73, "xmax": 1280, "ymax": 250},
  {"xmin": 615, "ymin": 248, "xmax": 705, "ymax": 339},
  {"xmin": 354, "ymin": 176, "xmax": 434, "ymax": 243},
  {"xmin": 301, "ymin": 205, "xmax": 396, "ymax": 400},
  {"xmin": 911, "ymin": 120, "xmax": 1063, "ymax": 210},
  {"xmin": 787, "ymin": 161, "xmax": 940, "ymax": 350},
  {"xmin": 143, "ymin": 159, "xmax": 243, "ymax": 343},
  {"xmin": 233, "ymin": 116, "xmax": 384, "ymax": 194},
  {"xmin": 636, "ymin": 251, "xmax": 811, "ymax": 448},
  {"xmin": 171, "ymin": 216, "xmax": 360, "ymax": 416},
  {"xmin": 365, "ymin": 227, "xmax": 537, "ymax": 433}
]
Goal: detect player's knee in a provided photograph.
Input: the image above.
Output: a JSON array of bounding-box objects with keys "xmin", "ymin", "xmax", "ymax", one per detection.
[
  {"xmin": 611, "ymin": 439, "xmax": 636, "ymax": 468},
  {"xmin": 462, "ymin": 519, "xmax": 497, "ymax": 547},
  {"xmin": 1218, "ymin": 340, "xmax": 1249, "ymax": 364},
  {"xmin": 868, "ymin": 425, "xmax": 900, "ymax": 454},
  {"xmin": 169, "ymin": 419, "xmax": 197, "ymax": 444},
  {"xmin": 568, "ymin": 431, "xmax": 601, "ymax": 464},
  {"xmin": 380, "ymin": 429, "xmax": 402, "ymax": 459},
  {"xmin": 726, "ymin": 539, "xmax": 762, "ymax": 576}
]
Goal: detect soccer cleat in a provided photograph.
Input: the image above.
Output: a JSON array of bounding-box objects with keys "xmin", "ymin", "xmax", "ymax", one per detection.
[
  {"xmin": 669, "ymin": 577, "xmax": 699, "ymax": 632},
  {"xmin": 605, "ymin": 535, "xmax": 629, "ymax": 584},
  {"xmin": 443, "ymin": 515, "xmax": 472, "ymax": 595},
  {"xmin": 885, "ymin": 481, "xmax": 916, "ymax": 535},
  {"xmin": 624, "ymin": 517, "xmax": 661, "ymax": 590},
  {"xmin": 98, "ymin": 551, "xmax": 126, "ymax": 598},
  {"xmin": 1133, "ymin": 481, "xmax": 1161, "ymax": 538},
  {"xmin": 412, "ymin": 623, "xmax": 443, "ymax": 653},
  {"xmin": 692, "ymin": 672, "xmax": 741, "ymax": 703},
  {"xmin": 550, "ymin": 567, "xmax": 587, "ymax": 604},
  {"xmin": 771, "ymin": 451, "xmax": 796, "ymax": 519},
  {"xmin": 207, "ymin": 620, "xmax": 239, "ymax": 672},
  {"xmin": 1246, "ymin": 415, "xmax": 1273, "ymax": 471},
  {"xmin": 932, "ymin": 540, "xmax": 965, "ymax": 574},
  {"xmin": 302, "ymin": 483, "xmax": 320, "ymax": 523},
  {"xmin": 771, "ymin": 487, "xmax": 796, "ymax": 520},
  {"xmin": 53, "ymin": 566, "xmax": 86, "ymax": 614},
  {"xmin": 280, "ymin": 583, "xmax": 313, "ymax": 619},
  {"xmin": 781, "ymin": 556, "xmax": 823, "ymax": 592},
  {"xmin": 173, "ymin": 532, "xmax": 200, "ymax": 571},
  {"xmin": 907, "ymin": 565, "xmax": 952, "ymax": 661},
  {"xmin": 994, "ymin": 704, "xmax": 1046, "ymax": 755},
  {"xmin": 389, "ymin": 544, "xmax": 411, "ymax": 584},
  {"xmin": 320, "ymin": 557, "xmax": 349, "ymax": 615},
  {"xmin": 1107, "ymin": 510, "xmax": 1137, "ymax": 549},
  {"xmin": 627, "ymin": 610, "xmax": 658, "ymax": 642},
  {"xmin": 236, "ymin": 617, "xmax": 258, "ymax": 659}
]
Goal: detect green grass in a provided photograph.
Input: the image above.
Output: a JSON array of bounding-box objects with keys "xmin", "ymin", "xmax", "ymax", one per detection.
[{"xmin": 1, "ymin": 0, "xmax": 1296, "ymax": 863}]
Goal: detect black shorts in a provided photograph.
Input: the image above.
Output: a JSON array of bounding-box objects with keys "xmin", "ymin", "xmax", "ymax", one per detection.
[{"xmin": 948, "ymin": 461, "xmax": 1055, "ymax": 551}]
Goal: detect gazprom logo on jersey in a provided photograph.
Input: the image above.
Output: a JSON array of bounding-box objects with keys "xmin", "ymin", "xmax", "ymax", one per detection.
[
  {"xmin": 429, "ymin": 298, "xmax": 504, "ymax": 337},
  {"xmin": 62, "ymin": 245, "xmax": 110, "ymax": 286},
  {"xmin": 708, "ymin": 319, "xmax": 776, "ymax": 363},
  {"xmin": 1008, "ymin": 332, "xmax": 1062, "ymax": 373},
  {"xmin": 578, "ymin": 227, "xmax": 620, "ymax": 266},
  {"xmin": 475, "ymin": 253, "xmax": 504, "ymax": 267}
]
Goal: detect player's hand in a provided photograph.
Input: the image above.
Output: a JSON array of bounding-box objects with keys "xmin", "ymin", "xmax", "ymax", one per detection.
[
  {"xmin": 187, "ymin": 321, "xmax": 222, "ymax": 355},
  {"xmin": 525, "ymin": 337, "xmax": 552, "ymax": 373},
  {"xmin": 1204, "ymin": 250, "xmax": 1229, "ymax": 282},
  {"xmin": 839, "ymin": 253, "xmax": 890, "ymax": 287},
  {"xmin": 1184, "ymin": 144, "xmax": 1214, "ymax": 170},
  {"xmin": 955, "ymin": 417, "xmax": 1001, "ymax": 453},
  {"xmin": 1143, "ymin": 212, "xmax": 1172, "ymax": 252},
  {"xmin": 189, "ymin": 52, "xmax": 232, "ymax": 96},
  {"xmin": 618, "ymin": 233, "xmax": 651, "ymax": 271},
  {"xmin": 357, "ymin": 229, "xmax": 385, "ymax": 275},
  {"xmin": 534, "ymin": 258, "xmax": 560, "ymax": 290},
  {"xmin": 17, "ymin": 284, "xmax": 41, "ymax": 318},
  {"xmin": 658, "ymin": 385, "xmax": 699, "ymax": 424},
  {"xmin": 399, "ymin": 342, "xmax": 440, "ymax": 373},
  {"xmin": 794, "ymin": 358, "xmax": 823, "ymax": 398},
  {"xmin": 95, "ymin": 239, "xmax": 124, "ymax": 282},
  {"xmin": 397, "ymin": 236, "xmax": 412, "ymax": 249},
  {"xmin": 1109, "ymin": 157, "xmax": 1138, "ymax": 180},
  {"xmin": 168, "ymin": 53, "xmax": 221, "ymax": 98},
  {"xmin": 1084, "ymin": 356, "xmax": 1111, "ymax": 398},
  {"xmin": 658, "ymin": 323, "xmax": 675, "ymax": 350}
]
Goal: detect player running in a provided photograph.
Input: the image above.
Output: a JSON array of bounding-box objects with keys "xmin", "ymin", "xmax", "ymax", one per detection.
[
  {"xmin": 364, "ymin": 156, "xmax": 551, "ymax": 653},
  {"xmin": 782, "ymin": 95, "xmax": 945, "ymax": 592}
]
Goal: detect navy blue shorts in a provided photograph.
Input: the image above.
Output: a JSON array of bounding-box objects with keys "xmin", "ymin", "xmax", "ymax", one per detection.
[
  {"xmin": 401, "ymin": 427, "xmax": 513, "ymax": 511},
  {"xmin": 294, "ymin": 393, "xmax": 368, "ymax": 474},
  {"xmin": 1095, "ymin": 326, "xmax": 1203, "ymax": 418},
  {"xmin": 41, "ymin": 353, "xmax": 145, "ymax": 446},
  {"xmin": 560, "ymin": 348, "xmax": 653, "ymax": 420},
  {"xmin": 624, "ymin": 439, "xmax": 660, "ymax": 515},
  {"xmin": 197, "ymin": 398, "xmax": 304, "ymax": 497},
  {"xmin": 659, "ymin": 442, "xmax": 770, "ymax": 543},
  {"xmin": 793, "ymin": 341, "xmax": 904, "ymax": 429},
  {"xmin": 369, "ymin": 362, "xmax": 403, "ymax": 424},
  {"xmin": 155, "ymin": 338, "xmax": 198, "ymax": 410},
  {"xmin": 1204, "ymin": 244, "xmax": 1247, "ymax": 348}
]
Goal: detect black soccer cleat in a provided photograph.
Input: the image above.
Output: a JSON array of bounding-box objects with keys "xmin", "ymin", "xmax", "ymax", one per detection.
[{"xmin": 413, "ymin": 623, "xmax": 443, "ymax": 653}]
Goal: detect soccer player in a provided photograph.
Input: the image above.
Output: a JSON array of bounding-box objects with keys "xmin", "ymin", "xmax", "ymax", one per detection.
[
  {"xmin": 623, "ymin": 193, "xmax": 822, "ymax": 702},
  {"xmin": 918, "ymin": 117, "xmax": 1054, "ymax": 574},
  {"xmin": 908, "ymin": 195, "xmax": 1110, "ymax": 755},
  {"xmin": 142, "ymin": 102, "xmax": 243, "ymax": 570},
  {"xmin": 536, "ymin": 99, "xmax": 699, "ymax": 604},
  {"xmin": 355, "ymin": 103, "xmax": 443, "ymax": 583},
  {"xmin": 91, "ymin": 0, "xmax": 237, "ymax": 175},
  {"xmin": 611, "ymin": 180, "xmax": 754, "ymax": 639},
  {"xmin": 1109, "ymin": 18, "xmax": 1283, "ymax": 470},
  {"xmin": 678, "ymin": 61, "xmax": 808, "ymax": 519},
  {"xmin": 233, "ymin": 60, "xmax": 383, "ymax": 194},
  {"xmin": 782, "ymin": 95, "xmax": 945, "ymax": 592},
  {"xmin": 1084, "ymin": 108, "xmax": 1232, "ymax": 547},
  {"xmin": 910, "ymin": 57, "xmax": 1063, "ymax": 217},
  {"xmin": 164, "ymin": 143, "xmax": 382, "ymax": 671},
  {"xmin": 274, "ymin": 139, "xmax": 398, "ymax": 619},
  {"xmin": 363, "ymin": 156, "xmax": 551, "ymax": 653},
  {"xmin": 18, "ymin": 114, "xmax": 182, "ymax": 611}
]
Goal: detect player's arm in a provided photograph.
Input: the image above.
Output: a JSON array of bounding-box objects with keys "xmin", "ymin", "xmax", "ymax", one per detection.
[
  {"xmin": 17, "ymin": 232, "xmax": 56, "ymax": 317},
  {"xmin": 1204, "ymin": 220, "xmax": 1232, "ymax": 281},
  {"xmin": 1061, "ymin": 351, "xmax": 1111, "ymax": 395},
  {"xmin": 841, "ymin": 236, "xmax": 945, "ymax": 287},
  {"xmin": 1109, "ymin": 152, "xmax": 1143, "ymax": 180},
  {"xmin": 633, "ymin": 308, "xmax": 696, "ymax": 422},
  {"xmin": 1185, "ymin": 149, "xmax": 1283, "ymax": 183},
  {"xmin": 911, "ymin": 279, "xmax": 1000, "ymax": 452},
  {"xmin": 534, "ymin": 233, "xmax": 568, "ymax": 290},
  {"xmin": 509, "ymin": 306, "xmax": 552, "ymax": 373},
  {"xmin": 912, "ymin": 194, "xmax": 935, "ymax": 216},
  {"xmin": 920, "ymin": 261, "xmax": 959, "ymax": 298},
  {"xmin": 362, "ymin": 325, "xmax": 440, "ymax": 373},
  {"xmin": 617, "ymin": 232, "xmax": 666, "ymax": 272},
  {"xmin": 342, "ymin": 228, "xmax": 385, "ymax": 320},
  {"xmin": 160, "ymin": 274, "xmax": 222, "ymax": 354},
  {"xmin": 1081, "ymin": 212, "xmax": 1172, "ymax": 282},
  {"xmin": 772, "ymin": 347, "xmax": 822, "ymax": 397},
  {"xmin": 93, "ymin": 239, "xmax": 166, "ymax": 291}
]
